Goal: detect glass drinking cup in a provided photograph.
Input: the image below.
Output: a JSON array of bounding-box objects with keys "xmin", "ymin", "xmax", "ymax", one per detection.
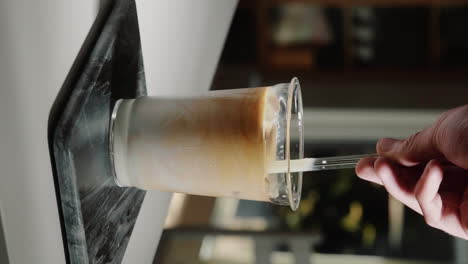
[{"xmin": 110, "ymin": 78, "xmax": 304, "ymax": 210}]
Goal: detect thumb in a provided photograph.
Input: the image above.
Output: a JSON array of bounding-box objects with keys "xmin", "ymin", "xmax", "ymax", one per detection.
[{"xmin": 377, "ymin": 127, "xmax": 443, "ymax": 167}]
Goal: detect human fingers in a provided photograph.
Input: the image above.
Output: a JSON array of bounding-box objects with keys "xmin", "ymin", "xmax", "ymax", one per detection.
[
  {"xmin": 415, "ymin": 160, "xmax": 468, "ymax": 239},
  {"xmin": 374, "ymin": 157, "xmax": 423, "ymax": 214},
  {"xmin": 414, "ymin": 160, "xmax": 443, "ymax": 229},
  {"xmin": 460, "ymin": 189, "xmax": 468, "ymax": 238},
  {"xmin": 355, "ymin": 157, "xmax": 382, "ymax": 185},
  {"xmin": 378, "ymin": 105, "xmax": 468, "ymax": 170},
  {"xmin": 432, "ymin": 105, "xmax": 468, "ymax": 170},
  {"xmin": 438, "ymin": 165, "xmax": 468, "ymax": 196},
  {"xmin": 376, "ymin": 129, "xmax": 442, "ymax": 167}
]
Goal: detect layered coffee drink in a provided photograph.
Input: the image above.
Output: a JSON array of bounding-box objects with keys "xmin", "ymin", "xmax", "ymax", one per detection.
[{"xmin": 111, "ymin": 78, "xmax": 303, "ymax": 209}]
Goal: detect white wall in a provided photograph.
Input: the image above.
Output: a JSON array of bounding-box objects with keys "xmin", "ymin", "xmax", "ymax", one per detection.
[{"xmin": 0, "ymin": 1, "xmax": 96, "ymax": 263}]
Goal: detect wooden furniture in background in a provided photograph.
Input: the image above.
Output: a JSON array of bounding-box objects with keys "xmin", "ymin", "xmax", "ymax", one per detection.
[{"xmin": 254, "ymin": 0, "xmax": 468, "ymax": 71}]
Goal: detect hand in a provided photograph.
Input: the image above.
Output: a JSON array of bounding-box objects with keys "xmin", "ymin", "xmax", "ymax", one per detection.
[{"xmin": 356, "ymin": 105, "xmax": 468, "ymax": 239}]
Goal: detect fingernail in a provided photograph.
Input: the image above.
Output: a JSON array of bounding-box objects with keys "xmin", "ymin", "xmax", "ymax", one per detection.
[{"xmin": 378, "ymin": 138, "xmax": 397, "ymax": 153}]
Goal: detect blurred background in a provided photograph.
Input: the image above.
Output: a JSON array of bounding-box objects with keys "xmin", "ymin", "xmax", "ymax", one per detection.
[{"xmin": 154, "ymin": 1, "xmax": 468, "ymax": 263}]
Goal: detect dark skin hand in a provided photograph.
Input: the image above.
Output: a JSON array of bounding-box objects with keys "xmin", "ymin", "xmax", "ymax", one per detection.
[{"xmin": 356, "ymin": 105, "xmax": 468, "ymax": 239}]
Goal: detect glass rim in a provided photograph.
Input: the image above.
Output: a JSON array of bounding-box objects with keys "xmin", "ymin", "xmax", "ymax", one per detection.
[
  {"xmin": 285, "ymin": 77, "xmax": 303, "ymax": 211},
  {"xmin": 109, "ymin": 98, "xmax": 125, "ymax": 187}
]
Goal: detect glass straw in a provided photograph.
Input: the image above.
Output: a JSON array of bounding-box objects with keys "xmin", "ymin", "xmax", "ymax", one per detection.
[{"xmin": 269, "ymin": 154, "xmax": 379, "ymax": 174}]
